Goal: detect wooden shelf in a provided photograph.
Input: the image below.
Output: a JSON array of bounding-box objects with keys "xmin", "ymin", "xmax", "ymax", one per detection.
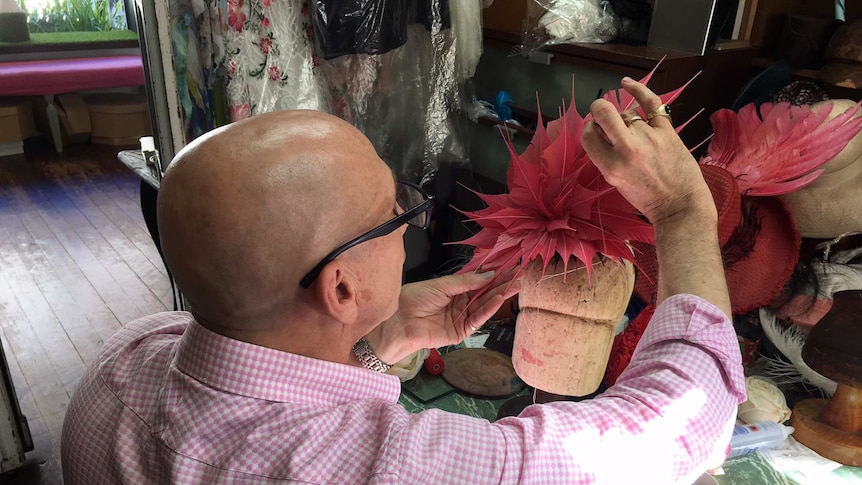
[
  {"xmin": 480, "ymin": 28, "xmax": 759, "ymax": 147},
  {"xmin": 483, "ymin": 28, "xmax": 756, "ymax": 70},
  {"xmin": 749, "ymin": 57, "xmax": 861, "ymax": 99},
  {"xmin": 484, "ymin": 28, "xmax": 691, "ymax": 71},
  {"xmin": 475, "ymin": 103, "xmax": 548, "ymax": 143},
  {"xmin": 751, "ymin": 56, "xmax": 819, "ymax": 81},
  {"xmin": 477, "ymin": 116, "xmax": 535, "ymax": 142}
]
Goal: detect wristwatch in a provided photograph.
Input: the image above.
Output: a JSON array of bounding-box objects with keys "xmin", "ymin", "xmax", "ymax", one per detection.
[{"xmin": 352, "ymin": 337, "xmax": 392, "ymax": 373}]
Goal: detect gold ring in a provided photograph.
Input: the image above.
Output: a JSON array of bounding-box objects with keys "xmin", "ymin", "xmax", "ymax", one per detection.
[
  {"xmin": 627, "ymin": 115, "xmax": 645, "ymax": 125},
  {"xmin": 469, "ymin": 323, "xmax": 480, "ymax": 332},
  {"xmin": 646, "ymin": 104, "xmax": 671, "ymax": 120}
]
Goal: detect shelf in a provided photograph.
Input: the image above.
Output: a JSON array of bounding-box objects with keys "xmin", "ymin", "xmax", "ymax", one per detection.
[
  {"xmin": 473, "ymin": 102, "xmax": 559, "ymax": 142},
  {"xmin": 749, "ymin": 57, "xmax": 861, "ymax": 99},
  {"xmin": 477, "ymin": 116, "xmax": 535, "ymax": 143},
  {"xmin": 751, "ymin": 57, "xmax": 820, "ymax": 81},
  {"xmin": 483, "ymin": 28, "xmax": 757, "ymax": 72}
]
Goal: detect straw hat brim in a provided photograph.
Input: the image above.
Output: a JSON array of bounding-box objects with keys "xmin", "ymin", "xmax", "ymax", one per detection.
[
  {"xmin": 724, "ymin": 196, "xmax": 801, "ymax": 313},
  {"xmin": 633, "ymin": 165, "xmax": 741, "ymax": 305},
  {"xmin": 634, "ymin": 165, "xmax": 801, "ymax": 314},
  {"xmin": 779, "ymin": 154, "xmax": 862, "ymax": 239}
]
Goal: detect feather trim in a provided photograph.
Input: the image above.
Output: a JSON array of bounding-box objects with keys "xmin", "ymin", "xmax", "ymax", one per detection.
[
  {"xmin": 759, "ymin": 307, "xmax": 837, "ymax": 396},
  {"xmin": 701, "ymin": 101, "xmax": 862, "ymax": 196}
]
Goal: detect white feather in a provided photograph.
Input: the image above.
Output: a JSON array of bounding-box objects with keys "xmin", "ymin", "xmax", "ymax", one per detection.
[{"xmin": 759, "ymin": 308, "xmax": 837, "ymax": 396}]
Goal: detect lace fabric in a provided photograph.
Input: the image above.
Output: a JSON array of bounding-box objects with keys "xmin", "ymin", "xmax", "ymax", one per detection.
[{"xmin": 222, "ymin": 0, "xmax": 330, "ymax": 116}]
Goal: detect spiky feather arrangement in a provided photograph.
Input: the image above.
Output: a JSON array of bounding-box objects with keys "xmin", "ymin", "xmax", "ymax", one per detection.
[
  {"xmin": 456, "ymin": 68, "xmax": 695, "ymax": 283},
  {"xmin": 701, "ymin": 101, "xmax": 862, "ymax": 196}
]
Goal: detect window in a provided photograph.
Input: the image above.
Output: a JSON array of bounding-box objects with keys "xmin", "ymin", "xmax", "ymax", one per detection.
[{"xmin": 16, "ymin": 0, "xmax": 128, "ymax": 33}]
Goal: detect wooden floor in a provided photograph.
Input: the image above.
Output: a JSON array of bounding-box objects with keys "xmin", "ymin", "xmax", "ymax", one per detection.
[{"xmin": 0, "ymin": 140, "xmax": 172, "ymax": 484}]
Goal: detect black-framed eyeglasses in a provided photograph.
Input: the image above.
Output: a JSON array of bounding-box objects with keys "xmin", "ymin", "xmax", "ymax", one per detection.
[{"xmin": 299, "ymin": 181, "xmax": 435, "ymax": 288}]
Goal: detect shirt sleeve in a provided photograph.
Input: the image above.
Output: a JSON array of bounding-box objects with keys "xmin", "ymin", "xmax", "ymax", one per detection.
[{"xmin": 389, "ymin": 294, "xmax": 746, "ymax": 485}]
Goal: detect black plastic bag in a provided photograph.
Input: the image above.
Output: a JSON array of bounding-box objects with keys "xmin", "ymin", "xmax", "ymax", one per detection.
[
  {"xmin": 313, "ymin": 0, "xmax": 410, "ymax": 60},
  {"xmin": 608, "ymin": 0, "xmax": 651, "ymax": 45}
]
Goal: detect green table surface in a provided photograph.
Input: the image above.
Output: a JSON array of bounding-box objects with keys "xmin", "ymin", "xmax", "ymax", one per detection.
[
  {"xmin": 398, "ymin": 365, "xmax": 529, "ymax": 421},
  {"xmin": 718, "ymin": 452, "xmax": 862, "ymax": 485}
]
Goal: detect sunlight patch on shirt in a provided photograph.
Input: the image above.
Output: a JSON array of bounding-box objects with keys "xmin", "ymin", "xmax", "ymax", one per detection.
[{"xmin": 561, "ymin": 387, "xmax": 711, "ymax": 482}]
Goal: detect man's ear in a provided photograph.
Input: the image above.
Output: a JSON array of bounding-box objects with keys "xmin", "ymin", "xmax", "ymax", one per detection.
[{"xmin": 314, "ymin": 262, "xmax": 359, "ymax": 324}]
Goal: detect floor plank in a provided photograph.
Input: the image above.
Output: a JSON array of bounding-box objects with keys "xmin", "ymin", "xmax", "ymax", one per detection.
[
  {"xmin": 0, "ymin": 141, "xmax": 172, "ymax": 485},
  {"xmin": 0, "ymin": 212, "xmax": 84, "ymax": 399},
  {"xmin": 13, "ymin": 200, "xmax": 122, "ymax": 344},
  {"xmin": 55, "ymin": 176, "xmax": 172, "ymax": 309},
  {"xmin": 17, "ymin": 179, "xmax": 149, "ymax": 325},
  {"xmin": 46, "ymin": 177, "xmax": 168, "ymax": 314}
]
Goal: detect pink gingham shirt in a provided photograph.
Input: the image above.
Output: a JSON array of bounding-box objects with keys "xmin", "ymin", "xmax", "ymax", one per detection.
[{"xmin": 62, "ymin": 294, "xmax": 745, "ymax": 484}]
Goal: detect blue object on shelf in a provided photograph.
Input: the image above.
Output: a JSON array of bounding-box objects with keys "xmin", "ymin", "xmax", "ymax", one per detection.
[{"xmin": 493, "ymin": 91, "xmax": 514, "ymax": 121}]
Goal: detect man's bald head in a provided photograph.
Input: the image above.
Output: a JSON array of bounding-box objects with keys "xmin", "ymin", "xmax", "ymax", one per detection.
[{"xmin": 157, "ymin": 111, "xmax": 399, "ymax": 331}]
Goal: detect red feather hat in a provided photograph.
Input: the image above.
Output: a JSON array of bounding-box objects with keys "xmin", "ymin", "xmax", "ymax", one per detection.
[
  {"xmin": 632, "ymin": 165, "xmax": 803, "ymax": 314},
  {"xmin": 611, "ymin": 101, "xmax": 862, "ymax": 386},
  {"xmin": 634, "ymin": 101, "xmax": 862, "ymax": 314},
  {"xmin": 702, "ymin": 101, "xmax": 862, "ymax": 195}
]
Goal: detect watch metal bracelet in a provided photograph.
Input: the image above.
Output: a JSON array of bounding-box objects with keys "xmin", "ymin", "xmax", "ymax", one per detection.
[{"xmin": 352, "ymin": 337, "xmax": 392, "ymax": 373}]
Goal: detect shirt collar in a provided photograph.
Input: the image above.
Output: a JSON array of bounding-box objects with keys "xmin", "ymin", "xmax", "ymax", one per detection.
[{"xmin": 173, "ymin": 320, "xmax": 402, "ymax": 406}]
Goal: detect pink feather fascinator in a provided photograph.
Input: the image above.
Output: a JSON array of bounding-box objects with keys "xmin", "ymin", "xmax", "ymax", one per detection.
[{"xmin": 456, "ymin": 67, "xmax": 696, "ymax": 284}]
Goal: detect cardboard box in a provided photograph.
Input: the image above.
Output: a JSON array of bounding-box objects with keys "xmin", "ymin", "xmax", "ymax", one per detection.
[
  {"xmin": 0, "ymin": 97, "xmax": 36, "ymax": 144},
  {"xmin": 34, "ymin": 93, "xmax": 92, "ymax": 148},
  {"xmin": 0, "ymin": 142, "xmax": 24, "ymax": 158},
  {"xmin": 85, "ymin": 93, "xmax": 152, "ymax": 146}
]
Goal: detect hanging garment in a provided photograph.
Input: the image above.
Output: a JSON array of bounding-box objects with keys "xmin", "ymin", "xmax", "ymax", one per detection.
[
  {"xmin": 450, "ymin": 0, "xmax": 482, "ymax": 81},
  {"xmin": 312, "ymin": 0, "xmax": 452, "ymax": 60},
  {"xmin": 222, "ymin": 0, "xmax": 330, "ymax": 118},
  {"xmin": 178, "ymin": 0, "xmax": 477, "ymax": 183},
  {"xmin": 319, "ymin": 23, "xmax": 467, "ymax": 183},
  {"xmin": 312, "ymin": 0, "xmax": 410, "ymax": 60}
]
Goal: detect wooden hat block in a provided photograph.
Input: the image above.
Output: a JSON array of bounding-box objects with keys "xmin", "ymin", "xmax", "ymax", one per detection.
[
  {"xmin": 513, "ymin": 257, "xmax": 634, "ymax": 397},
  {"xmin": 791, "ymin": 290, "xmax": 862, "ymax": 466}
]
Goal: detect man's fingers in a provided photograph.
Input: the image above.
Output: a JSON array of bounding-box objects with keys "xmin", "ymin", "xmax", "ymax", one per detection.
[
  {"xmin": 582, "ymin": 120, "xmax": 619, "ymax": 167},
  {"xmin": 470, "ymin": 268, "xmax": 519, "ymax": 297},
  {"xmin": 430, "ymin": 271, "xmax": 496, "ymax": 296},
  {"xmin": 468, "ymin": 276, "xmax": 521, "ymax": 312},
  {"xmin": 465, "ymin": 294, "xmax": 505, "ymax": 332},
  {"xmin": 620, "ymin": 78, "xmax": 673, "ymax": 130},
  {"xmin": 588, "ymin": 98, "xmax": 630, "ymax": 145}
]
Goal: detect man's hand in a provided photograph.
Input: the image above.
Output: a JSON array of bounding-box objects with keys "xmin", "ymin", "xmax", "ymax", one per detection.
[
  {"xmin": 582, "ymin": 77, "xmax": 731, "ymax": 317},
  {"xmin": 367, "ymin": 271, "xmax": 520, "ymax": 364},
  {"xmin": 582, "ymin": 77, "xmax": 716, "ymax": 226}
]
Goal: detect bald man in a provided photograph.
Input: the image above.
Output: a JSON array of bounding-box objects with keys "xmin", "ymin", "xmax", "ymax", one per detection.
[{"xmin": 62, "ymin": 80, "xmax": 744, "ymax": 484}]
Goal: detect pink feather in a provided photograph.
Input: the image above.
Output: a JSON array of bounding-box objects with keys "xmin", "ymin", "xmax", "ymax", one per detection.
[
  {"xmin": 701, "ymin": 101, "xmax": 862, "ymax": 196},
  {"xmin": 454, "ymin": 69, "xmax": 696, "ymax": 285}
]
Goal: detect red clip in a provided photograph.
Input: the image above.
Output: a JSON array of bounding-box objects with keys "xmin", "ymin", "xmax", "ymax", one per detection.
[{"xmin": 424, "ymin": 348, "xmax": 444, "ymax": 375}]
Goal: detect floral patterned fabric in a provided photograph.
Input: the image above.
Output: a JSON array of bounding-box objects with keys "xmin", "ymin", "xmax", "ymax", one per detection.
[
  {"xmin": 169, "ymin": 0, "xmax": 225, "ymax": 139},
  {"xmin": 223, "ymin": 0, "xmax": 329, "ymax": 117},
  {"xmin": 172, "ymin": 0, "xmax": 479, "ymax": 183}
]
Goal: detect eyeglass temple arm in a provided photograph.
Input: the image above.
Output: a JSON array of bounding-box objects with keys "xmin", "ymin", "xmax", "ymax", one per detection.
[{"xmin": 299, "ymin": 197, "xmax": 435, "ymax": 288}]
